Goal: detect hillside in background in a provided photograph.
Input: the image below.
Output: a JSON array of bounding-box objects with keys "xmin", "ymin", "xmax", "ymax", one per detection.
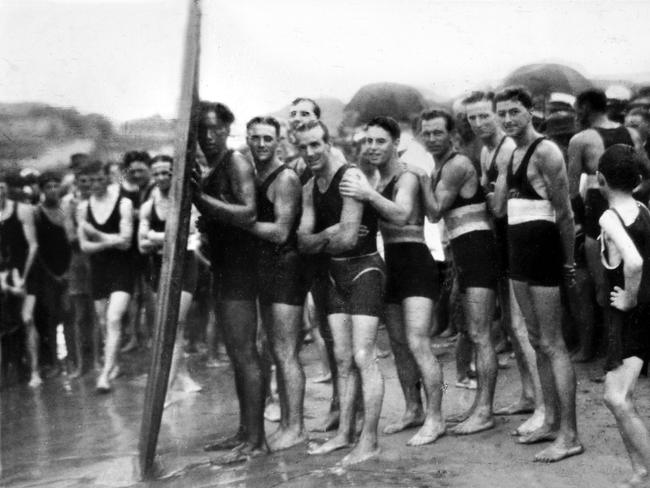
[{"xmin": 0, "ymin": 104, "xmax": 176, "ymax": 171}]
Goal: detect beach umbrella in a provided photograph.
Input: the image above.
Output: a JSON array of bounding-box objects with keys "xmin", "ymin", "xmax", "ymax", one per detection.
[
  {"xmin": 500, "ymin": 63, "xmax": 593, "ymax": 97},
  {"xmin": 344, "ymin": 82, "xmax": 427, "ymax": 125}
]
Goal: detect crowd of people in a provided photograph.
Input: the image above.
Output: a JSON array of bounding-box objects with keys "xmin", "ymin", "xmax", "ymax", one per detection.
[{"xmin": 3, "ymin": 85, "xmax": 650, "ymax": 485}]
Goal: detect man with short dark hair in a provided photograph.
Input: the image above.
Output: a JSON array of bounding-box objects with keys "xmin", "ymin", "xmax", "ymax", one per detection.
[
  {"xmin": 34, "ymin": 171, "xmax": 71, "ymax": 375},
  {"xmin": 340, "ymin": 116, "xmax": 445, "ymax": 446},
  {"xmin": 297, "ymin": 119, "xmax": 385, "ymax": 465},
  {"xmin": 417, "ymin": 108, "xmax": 499, "ymax": 436},
  {"xmin": 77, "ymin": 160, "xmax": 134, "ymax": 393},
  {"xmin": 463, "ymin": 91, "xmax": 545, "ymax": 434},
  {"xmin": 567, "ymin": 88, "xmax": 641, "ymax": 362},
  {"xmin": 193, "ymin": 101, "xmax": 266, "ymax": 459},
  {"xmin": 0, "ymin": 170, "xmax": 41, "ymax": 387},
  {"xmin": 244, "ymin": 115, "xmax": 308, "ymax": 450},
  {"xmin": 494, "ymin": 86, "xmax": 583, "ymax": 462}
]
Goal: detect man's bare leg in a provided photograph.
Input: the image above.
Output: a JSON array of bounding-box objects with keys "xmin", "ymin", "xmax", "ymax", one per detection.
[
  {"xmin": 309, "ymin": 313, "xmax": 355, "ymax": 455},
  {"xmin": 342, "ymin": 314, "xmax": 383, "ymax": 465},
  {"xmin": 383, "ymin": 304, "xmax": 424, "ymax": 435},
  {"xmin": 165, "ymin": 291, "xmax": 202, "ymax": 407},
  {"xmin": 605, "ymin": 357, "xmax": 650, "ymax": 487},
  {"xmin": 569, "ymin": 266, "xmax": 596, "ymax": 362},
  {"xmin": 23, "ymin": 295, "xmax": 42, "ymax": 387},
  {"xmin": 451, "ymin": 287, "xmax": 497, "ymax": 435},
  {"xmin": 403, "ymin": 297, "xmax": 446, "ymax": 446},
  {"xmin": 497, "ymin": 282, "xmax": 546, "ymax": 435},
  {"xmin": 266, "ymin": 302, "xmax": 307, "ymax": 451},
  {"xmin": 216, "ymin": 299, "xmax": 267, "ymax": 456},
  {"xmin": 96, "ymin": 291, "xmax": 130, "ymax": 392},
  {"xmin": 310, "ymin": 282, "xmax": 340, "ymax": 432},
  {"xmin": 518, "ymin": 284, "xmax": 583, "ymax": 460}
]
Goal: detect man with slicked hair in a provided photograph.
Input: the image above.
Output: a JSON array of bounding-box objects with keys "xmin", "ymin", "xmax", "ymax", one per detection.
[{"xmin": 494, "ymin": 86, "xmax": 583, "ymax": 462}]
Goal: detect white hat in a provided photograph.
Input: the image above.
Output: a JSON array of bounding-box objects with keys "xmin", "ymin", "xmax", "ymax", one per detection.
[
  {"xmin": 549, "ymin": 92, "xmax": 576, "ymax": 107},
  {"xmin": 605, "ymin": 85, "xmax": 632, "ymax": 101}
]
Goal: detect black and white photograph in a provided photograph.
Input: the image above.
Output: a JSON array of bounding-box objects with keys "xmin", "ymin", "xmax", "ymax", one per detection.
[{"xmin": 2, "ymin": 0, "xmax": 650, "ymax": 486}]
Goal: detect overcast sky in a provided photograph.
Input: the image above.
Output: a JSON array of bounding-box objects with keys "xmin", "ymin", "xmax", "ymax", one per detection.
[{"xmin": 2, "ymin": 0, "xmax": 649, "ymax": 128}]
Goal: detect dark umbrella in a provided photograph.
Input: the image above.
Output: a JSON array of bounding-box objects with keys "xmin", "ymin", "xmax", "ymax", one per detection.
[
  {"xmin": 500, "ymin": 63, "xmax": 593, "ymax": 97},
  {"xmin": 344, "ymin": 82, "xmax": 426, "ymax": 125}
]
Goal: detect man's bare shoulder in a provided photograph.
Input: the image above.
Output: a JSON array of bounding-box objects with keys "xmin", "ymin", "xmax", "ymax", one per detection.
[
  {"xmin": 533, "ymin": 139, "xmax": 565, "ymax": 167},
  {"xmin": 16, "ymin": 201, "xmax": 35, "ymax": 220},
  {"xmin": 570, "ymin": 128, "xmax": 600, "ymax": 147}
]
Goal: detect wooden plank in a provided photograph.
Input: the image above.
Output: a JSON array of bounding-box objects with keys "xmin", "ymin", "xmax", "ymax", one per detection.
[{"xmin": 137, "ymin": 0, "xmax": 201, "ymax": 479}]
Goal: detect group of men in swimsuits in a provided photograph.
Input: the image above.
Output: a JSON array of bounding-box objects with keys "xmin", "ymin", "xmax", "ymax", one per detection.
[
  {"xmin": 4, "ymin": 86, "xmax": 650, "ymax": 480},
  {"xmin": 188, "ymin": 87, "xmax": 595, "ymax": 467}
]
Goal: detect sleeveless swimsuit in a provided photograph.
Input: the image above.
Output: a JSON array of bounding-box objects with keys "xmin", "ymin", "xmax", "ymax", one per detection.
[
  {"xmin": 507, "ymin": 137, "xmax": 563, "ymax": 286},
  {"xmin": 601, "ymin": 203, "xmax": 650, "ymax": 372},
  {"xmin": 435, "ymin": 152, "xmax": 498, "ymax": 290},
  {"xmin": 87, "ymin": 195, "xmax": 134, "ymax": 299},
  {"xmin": 313, "ymin": 165, "xmax": 385, "ymax": 317},
  {"xmin": 255, "ymin": 165, "xmax": 308, "ymax": 306},
  {"xmin": 380, "ymin": 170, "xmax": 438, "ymax": 303}
]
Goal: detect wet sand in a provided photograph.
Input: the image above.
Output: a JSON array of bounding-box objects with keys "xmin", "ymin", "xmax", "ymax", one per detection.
[{"xmin": 1, "ymin": 331, "xmax": 646, "ymax": 488}]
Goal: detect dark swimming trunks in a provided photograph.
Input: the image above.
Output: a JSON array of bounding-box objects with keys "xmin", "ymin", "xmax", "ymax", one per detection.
[{"xmin": 327, "ymin": 252, "xmax": 385, "ymax": 317}]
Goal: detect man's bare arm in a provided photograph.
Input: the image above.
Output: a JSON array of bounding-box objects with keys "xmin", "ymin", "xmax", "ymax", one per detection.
[
  {"xmin": 567, "ymin": 133, "xmax": 585, "ymax": 199},
  {"xmin": 249, "ymin": 170, "xmax": 301, "ymax": 244},
  {"xmin": 419, "ymin": 156, "xmax": 469, "ymax": 222},
  {"xmin": 194, "ymin": 153, "xmax": 257, "ymax": 228},
  {"xmin": 538, "ymin": 143, "xmax": 575, "ymax": 266},
  {"xmin": 601, "ymin": 210, "xmax": 643, "ymax": 309},
  {"xmin": 297, "ymin": 178, "xmax": 329, "ymax": 254},
  {"xmin": 339, "ymin": 170, "xmax": 415, "ymax": 225},
  {"xmin": 324, "ymin": 194, "xmax": 363, "ymax": 255},
  {"xmin": 17, "ymin": 203, "xmax": 38, "ymax": 282}
]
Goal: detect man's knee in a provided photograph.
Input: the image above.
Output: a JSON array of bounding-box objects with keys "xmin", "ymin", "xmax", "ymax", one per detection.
[
  {"xmin": 406, "ymin": 331, "xmax": 428, "ymax": 356},
  {"xmin": 353, "ymin": 347, "xmax": 376, "ymax": 370},
  {"xmin": 603, "ymin": 387, "xmax": 632, "ymax": 415}
]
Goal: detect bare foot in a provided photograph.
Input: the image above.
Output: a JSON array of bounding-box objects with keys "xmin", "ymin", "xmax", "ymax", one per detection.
[
  {"xmin": 450, "ymin": 412, "xmax": 495, "ymax": 435},
  {"xmin": 28, "ymin": 374, "xmax": 43, "ymax": 388},
  {"xmin": 383, "ymin": 409, "xmax": 425, "ymax": 434},
  {"xmin": 264, "ymin": 402, "xmax": 281, "ymax": 422},
  {"xmin": 494, "ymin": 399, "xmax": 535, "ymax": 416},
  {"xmin": 204, "ymin": 432, "xmax": 245, "ymax": 451},
  {"xmin": 120, "ymin": 338, "xmax": 138, "ymax": 353},
  {"xmin": 177, "ymin": 375, "xmax": 202, "ymax": 393},
  {"xmin": 617, "ymin": 471, "xmax": 649, "ymax": 488},
  {"xmin": 308, "ymin": 434, "xmax": 350, "ymax": 455},
  {"xmin": 310, "ymin": 410, "xmax": 340, "ymax": 432},
  {"xmin": 311, "ymin": 373, "xmax": 332, "ymax": 384},
  {"xmin": 571, "ymin": 350, "xmax": 594, "ymax": 363},
  {"xmin": 445, "ymin": 409, "xmax": 472, "ymax": 424},
  {"xmin": 511, "ymin": 409, "xmax": 546, "ymax": 436},
  {"xmin": 108, "ymin": 365, "xmax": 121, "ymax": 381},
  {"xmin": 516, "ymin": 425, "xmax": 557, "ymax": 444},
  {"xmin": 95, "ymin": 376, "xmax": 111, "ymax": 394},
  {"xmin": 407, "ymin": 420, "xmax": 446, "ymax": 446},
  {"xmin": 533, "ymin": 438, "xmax": 584, "ymax": 462},
  {"xmin": 211, "ymin": 443, "xmax": 267, "ymax": 465},
  {"xmin": 67, "ymin": 368, "xmax": 82, "ymax": 379},
  {"xmin": 268, "ymin": 427, "xmax": 308, "ymax": 451},
  {"xmin": 341, "ymin": 439, "xmax": 380, "ymax": 466}
]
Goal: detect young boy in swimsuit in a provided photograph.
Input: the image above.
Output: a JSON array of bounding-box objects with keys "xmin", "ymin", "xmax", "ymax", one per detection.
[{"xmin": 599, "ymin": 144, "xmax": 650, "ymax": 488}]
